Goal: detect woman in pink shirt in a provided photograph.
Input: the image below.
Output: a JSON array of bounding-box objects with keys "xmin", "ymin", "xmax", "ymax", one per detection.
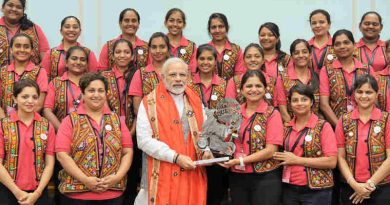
[
  {"xmin": 355, "ymin": 12, "xmax": 387, "ymax": 72},
  {"xmin": 164, "ymin": 8, "xmax": 197, "ymax": 74},
  {"xmin": 226, "ymin": 43, "xmax": 277, "ymax": 105},
  {"xmin": 259, "ymin": 22, "xmax": 290, "ymax": 79},
  {"xmin": 41, "ymin": 16, "xmax": 97, "ymax": 81},
  {"xmin": 274, "ymin": 84, "xmax": 337, "ymax": 205},
  {"xmin": 308, "ymin": 9, "xmax": 335, "ymax": 73},
  {"xmin": 0, "ymin": 0, "xmax": 49, "ymax": 67},
  {"xmin": 0, "ymin": 79, "xmax": 55, "ymax": 205},
  {"xmin": 207, "ymin": 13, "xmax": 245, "ymax": 81},
  {"xmin": 336, "ymin": 74, "xmax": 390, "ymax": 204},
  {"xmin": 0, "ymin": 33, "xmax": 48, "ymax": 118},
  {"xmin": 98, "ymin": 8, "xmax": 148, "ymax": 71},
  {"xmin": 374, "ymin": 40, "xmax": 390, "ymax": 111},
  {"xmin": 221, "ymin": 70, "xmax": 283, "ymax": 205}
]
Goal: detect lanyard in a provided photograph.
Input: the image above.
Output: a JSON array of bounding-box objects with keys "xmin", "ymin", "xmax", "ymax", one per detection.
[
  {"xmin": 239, "ymin": 114, "xmax": 257, "ymax": 150},
  {"xmin": 341, "ymin": 70, "xmax": 357, "ymax": 97},
  {"xmin": 312, "ymin": 46, "xmax": 328, "ymax": 70},
  {"xmin": 284, "ymin": 127, "xmax": 309, "ymax": 153},
  {"xmin": 88, "ymin": 116, "xmax": 106, "ymax": 176},
  {"xmin": 66, "ymin": 80, "xmax": 82, "ymax": 112},
  {"xmin": 199, "ymin": 84, "xmax": 213, "ymax": 108},
  {"xmin": 363, "ymin": 47, "xmax": 378, "ymax": 67}
]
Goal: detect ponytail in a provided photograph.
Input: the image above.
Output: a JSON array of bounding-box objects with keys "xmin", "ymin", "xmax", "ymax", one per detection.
[{"xmin": 19, "ymin": 13, "xmax": 34, "ymax": 30}]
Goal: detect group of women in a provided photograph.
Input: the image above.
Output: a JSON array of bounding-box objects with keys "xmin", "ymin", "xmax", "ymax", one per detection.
[{"xmin": 0, "ymin": 0, "xmax": 390, "ymax": 205}]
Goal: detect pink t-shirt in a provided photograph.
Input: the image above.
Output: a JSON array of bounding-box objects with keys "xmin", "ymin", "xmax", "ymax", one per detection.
[
  {"xmin": 170, "ymin": 36, "xmax": 197, "ymax": 74},
  {"xmin": 40, "ymin": 42, "xmax": 98, "ymax": 80},
  {"xmin": 190, "ymin": 73, "xmax": 225, "ymax": 107},
  {"xmin": 0, "ymin": 112, "xmax": 55, "ymax": 191},
  {"xmin": 335, "ymin": 107, "xmax": 390, "ymax": 182},
  {"xmin": 283, "ymin": 113, "xmax": 337, "ymax": 186},
  {"xmin": 208, "ymin": 40, "xmax": 245, "ymax": 76},
  {"xmin": 308, "ymin": 35, "xmax": 333, "ymax": 73},
  {"xmin": 232, "ymin": 100, "xmax": 283, "ymax": 173},
  {"xmin": 129, "ymin": 64, "xmax": 161, "ymax": 97},
  {"xmin": 55, "ymin": 104, "xmax": 133, "ymax": 200},
  {"xmin": 356, "ymin": 38, "xmax": 388, "ymax": 72}
]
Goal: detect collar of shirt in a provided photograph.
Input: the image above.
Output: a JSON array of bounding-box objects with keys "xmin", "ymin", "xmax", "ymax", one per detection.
[
  {"xmin": 10, "ymin": 111, "xmax": 43, "ymax": 123},
  {"xmin": 192, "ymin": 73, "xmax": 221, "ymax": 86},
  {"xmin": 308, "ymin": 34, "xmax": 332, "ymax": 49},
  {"xmin": 7, "ymin": 61, "xmax": 36, "ymax": 72},
  {"xmin": 170, "ymin": 36, "xmax": 190, "ymax": 49},
  {"xmin": 208, "ymin": 39, "xmax": 232, "ymax": 51},
  {"xmin": 76, "ymin": 103, "xmax": 112, "ymax": 116},
  {"xmin": 287, "ymin": 112, "xmax": 318, "ymax": 131},
  {"xmin": 350, "ymin": 107, "xmax": 381, "ymax": 121},
  {"xmin": 331, "ymin": 58, "xmax": 366, "ymax": 73},
  {"xmin": 376, "ymin": 66, "xmax": 390, "ymax": 76},
  {"xmin": 264, "ymin": 53, "xmax": 278, "ymax": 63},
  {"xmin": 118, "ymin": 34, "xmax": 146, "ymax": 48},
  {"xmin": 145, "ymin": 64, "xmax": 156, "ymax": 72},
  {"xmin": 0, "ymin": 17, "xmax": 21, "ymax": 30},
  {"xmin": 356, "ymin": 38, "xmax": 386, "ymax": 48},
  {"xmin": 56, "ymin": 42, "xmax": 82, "ymax": 51},
  {"xmin": 241, "ymin": 100, "xmax": 269, "ymax": 119},
  {"xmin": 111, "ymin": 66, "xmax": 125, "ymax": 79},
  {"xmin": 287, "ymin": 62, "xmax": 312, "ymax": 81}
]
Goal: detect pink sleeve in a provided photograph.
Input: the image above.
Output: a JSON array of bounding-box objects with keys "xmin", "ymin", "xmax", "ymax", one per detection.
[
  {"xmin": 319, "ymin": 67, "xmax": 330, "ymax": 96},
  {"xmin": 37, "ymin": 68, "xmax": 49, "ymax": 92},
  {"xmin": 335, "ymin": 118, "xmax": 345, "ymax": 148},
  {"xmin": 188, "ymin": 46, "xmax": 197, "ymax": 75},
  {"xmin": 275, "ymin": 76, "xmax": 287, "ymax": 105},
  {"xmin": 129, "ymin": 70, "xmax": 143, "ymax": 97},
  {"xmin": 265, "ymin": 109, "xmax": 284, "ymax": 145},
  {"xmin": 320, "ymin": 122, "xmax": 338, "ymax": 156},
  {"xmin": 87, "ymin": 50, "xmax": 98, "ymax": 72},
  {"xmin": 43, "ymin": 82, "xmax": 55, "ymax": 109},
  {"xmin": 34, "ymin": 24, "xmax": 50, "ymax": 53},
  {"xmin": 45, "ymin": 123, "xmax": 56, "ymax": 156},
  {"xmin": 55, "ymin": 116, "xmax": 73, "ymax": 153},
  {"xmin": 385, "ymin": 116, "xmax": 390, "ymax": 149},
  {"xmin": 120, "ymin": 119, "xmax": 133, "ymax": 148},
  {"xmin": 40, "ymin": 50, "xmax": 51, "ymax": 78},
  {"xmin": 98, "ymin": 43, "xmax": 109, "ymax": 70},
  {"xmin": 234, "ymin": 48, "xmax": 246, "ymax": 75},
  {"xmin": 0, "ymin": 123, "xmax": 4, "ymax": 159},
  {"xmin": 225, "ymin": 78, "xmax": 237, "ymax": 99}
]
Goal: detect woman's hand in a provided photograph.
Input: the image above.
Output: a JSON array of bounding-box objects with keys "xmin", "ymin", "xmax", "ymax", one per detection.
[
  {"xmin": 83, "ymin": 176, "xmax": 103, "ymax": 192},
  {"xmin": 18, "ymin": 192, "xmax": 40, "ymax": 205},
  {"xmin": 219, "ymin": 158, "xmax": 239, "ymax": 168},
  {"xmin": 349, "ymin": 182, "xmax": 375, "ymax": 204},
  {"xmin": 98, "ymin": 174, "xmax": 121, "ymax": 191},
  {"xmin": 273, "ymin": 151, "xmax": 301, "ymax": 165}
]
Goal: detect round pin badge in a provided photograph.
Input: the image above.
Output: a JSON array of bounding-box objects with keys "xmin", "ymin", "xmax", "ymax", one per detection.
[
  {"xmin": 211, "ymin": 94, "xmax": 218, "ymax": 101},
  {"xmin": 40, "ymin": 134, "xmax": 47, "ymax": 140},
  {"xmin": 347, "ymin": 105, "xmax": 354, "ymax": 112},
  {"xmin": 137, "ymin": 49, "xmax": 144, "ymax": 55},
  {"xmin": 105, "ymin": 124, "xmax": 112, "ymax": 131},
  {"xmin": 278, "ymin": 65, "xmax": 284, "ymax": 72},
  {"xmin": 265, "ymin": 93, "xmax": 272, "ymax": 99},
  {"xmin": 197, "ymin": 138, "xmax": 207, "ymax": 149},
  {"xmin": 348, "ymin": 131, "xmax": 354, "ymax": 137},
  {"xmin": 180, "ymin": 48, "xmax": 186, "ymax": 55},
  {"xmin": 0, "ymin": 49, "xmax": 3, "ymax": 53},
  {"xmin": 327, "ymin": 54, "xmax": 334, "ymax": 61},
  {"xmin": 374, "ymin": 126, "xmax": 381, "ymax": 134},
  {"xmin": 223, "ymin": 54, "xmax": 230, "ymax": 61},
  {"xmin": 305, "ymin": 135, "xmax": 312, "ymax": 142},
  {"xmin": 254, "ymin": 125, "xmax": 262, "ymax": 132}
]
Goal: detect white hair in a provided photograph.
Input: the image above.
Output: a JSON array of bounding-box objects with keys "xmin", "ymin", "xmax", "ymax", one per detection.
[{"xmin": 161, "ymin": 57, "xmax": 189, "ymax": 75}]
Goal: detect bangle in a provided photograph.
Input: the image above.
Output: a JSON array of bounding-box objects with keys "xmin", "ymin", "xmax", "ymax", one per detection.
[
  {"xmin": 174, "ymin": 154, "xmax": 180, "ymax": 164},
  {"xmin": 239, "ymin": 157, "xmax": 245, "ymax": 166}
]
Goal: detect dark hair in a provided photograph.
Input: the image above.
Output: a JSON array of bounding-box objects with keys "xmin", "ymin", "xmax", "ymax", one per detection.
[
  {"xmin": 258, "ymin": 22, "xmax": 287, "ymax": 63},
  {"xmin": 148, "ymin": 32, "xmax": 171, "ymax": 56},
  {"xmin": 2, "ymin": 0, "xmax": 33, "ymax": 30},
  {"xmin": 112, "ymin": 39, "xmax": 137, "ymax": 100},
  {"xmin": 165, "ymin": 8, "xmax": 186, "ymax": 25},
  {"xmin": 240, "ymin": 70, "xmax": 267, "ymax": 90},
  {"xmin": 208, "ymin": 13, "xmax": 229, "ymax": 33},
  {"xmin": 10, "ymin": 33, "xmax": 33, "ymax": 48},
  {"xmin": 65, "ymin": 46, "xmax": 89, "ymax": 63},
  {"xmin": 290, "ymin": 39, "xmax": 311, "ymax": 55},
  {"xmin": 309, "ymin": 9, "xmax": 331, "ymax": 24},
  {"xmin": 353, "ymin": 74, "xmax": 378, "ymax": 93},
  {"xmin": 288, "ymin": 83, "xmax": 315, "ymax": 104},
  {"xmin": 243, "ymin": 43, "xmax": 264, "ymax": 58},
  {"xmin": 79, "ymin": 73, "xmax": 108, "ymax": 94},
  {"xmin": 119, "ymin": 8, "xmax": 140, "ymax": 23},
  {"xmin": 60, "ymin": 16, "xmax": 81, "ymax": 29},
  {"xmin": 386, "ymin": 39, "xmax": 390, "ymax": 49},
  {"xmin": 196, "ymin": 44, "xmax": 217, "ymax": 60},
  {"xmin": 359, "ymin": 11, "xmax": 383, "ymax": 27},
  {"xmin": 13, "ymin": 78, "xmax": 40, "ymax": 98},
  {"xmin": 332, "ymin": 29, "xmax": 355, "ymax": 45}
]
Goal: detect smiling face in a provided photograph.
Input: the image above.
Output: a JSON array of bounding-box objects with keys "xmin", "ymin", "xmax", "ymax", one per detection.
[
  {"xmin": 162, "ymin": 61, "xmax": 189, "ymax": 95},
  {"xmin": 13, "ymin": 86, "xmax": 38, "ymax": 114},
  {"xmin": 82, "ymin": 80, "xmax": 107, "ymax": 111},
  {"xmin": 165, "ymin": 11, "xmax": 185, "ymax": 36},
  {"xmin": 333, "ymin": 34, "xmax": 354, "ymax": 59},
  {"xmin": 60, "ymin": 17, "xmax": 81, "ymax": 43},
  {"xmin": 114, "ymin": 41, "xmax": 133, "ymax": 68},
  {"xmin": 150, "ymin": 36, "xmax": 169, "ymax": 63},
  {"xmin": 244, "ymin": 47, "xmax": 264, "ymax": 70},
  {"xmin": 290, "ymin": 91, "xmax": 312, "ymax": 116},
  {"xmin": 66, "ymin": 49, "xmax": 88, "ymax": 75},
  {"xmin": 11, "ymin": 35, "xmax": 32, "ymax": 63},
  {"xmin": 310, "ymin": 13, "xmax": 330, "ymax": 37},
  {"xmin": 1, "ymin": 0, "xmax": 24, "ymax": 24},
  {"xmin": 354, "ymin": 82, "xmax": 377, "ymax": 110},
  {"xmin": 259, "ymin": 27, "xmax": 278, "ymax": 51},
  {"xmin": 241, "ymin": 76, "xmax": 265, "ymax": 103},
  {"xmin": 209, "ymin": 18, "xmax": 227, "ymax": 41},
  {"xmin": 197, "ymin": 50, "xmax": 216, "ymax": 75},
  {"xmin": 359, "ymin": 13, "xmax": 382, "ymax": 40},
  {"xmin": 119, "ymin": 10, "xmax": 140, "ymax": 36},
  {"xmin": 291, "ymin": 42, "xmax": 311, "ymax": 68}
]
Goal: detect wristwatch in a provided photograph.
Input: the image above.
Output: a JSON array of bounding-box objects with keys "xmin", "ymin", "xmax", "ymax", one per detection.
[{"xmin": 367, "ymin": 179, "xmax": 376, "ymax": 189}]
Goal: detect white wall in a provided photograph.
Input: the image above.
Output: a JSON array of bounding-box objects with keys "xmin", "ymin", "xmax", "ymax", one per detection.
[{"xmin": 22, "ymin": 0, "xmax": 390, "ymax": 55}]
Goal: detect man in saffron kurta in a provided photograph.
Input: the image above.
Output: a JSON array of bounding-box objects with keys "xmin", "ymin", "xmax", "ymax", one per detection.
[{"xmin": 135, "ymin": 58, "xmax": 207, "ymax": 205}]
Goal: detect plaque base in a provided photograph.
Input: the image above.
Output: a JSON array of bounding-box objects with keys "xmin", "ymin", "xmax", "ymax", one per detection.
[{"xmin": 195, "ymin": 157, "xmax": 230, "ymax": 166}]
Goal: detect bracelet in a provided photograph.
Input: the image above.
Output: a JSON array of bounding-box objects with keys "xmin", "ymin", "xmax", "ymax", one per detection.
[
  {"xmin": 239, "ymin": 157, "xmax": 245, "ymax": 166},
  {"xmin": 174, "ymin": 154, "xmax": 180, "ymax": 164},
  {"xmin": 367, "ymin": 179, "xmax": 376, "ymax": 189}
]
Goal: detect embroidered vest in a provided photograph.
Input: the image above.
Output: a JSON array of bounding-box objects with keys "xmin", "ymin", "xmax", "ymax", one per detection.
[
  {"xmin": 342, "ymin": 111, "xmax": 389, "ymax": 185},
  {"xmin": 0, "ymin": 65, "xmax": 41, "ymax": 111},
  {"xmin": 58, "ymin": 112, "xmax": 126, "ymax": 193},
  {"xmin": 354, "ymin": 46, "xmax": 388, "ymax": 69},
  {"xmin": 1, "ymin": 117, "xmax": 49, "ymax": 181},
  {"xmin": 218, "ymin": 43, "xmax": 240, "ymax": 80},
  {"xmin": 311, "ymin": 45, "xmax": 337, "ymax": 71},
  {"xmin": 377, "ymin": 74, "xmax": 389, "ymax": 111},
  {"xmin": 326, "ymin": 65, "xmax": 368, "ymax": 118},
  {"xmin": 49, "ymin": 47, "xmax": 90, "ymax": 81},
  {"xmin": 177, "ymin": 41, "xmax": 195, "ymax": 64},
  {"xmin": 250, "ymin": 106, "xmax": 280, "ymax": 173},
  {"xmin": 188, "ymin": 79, "xmax": 226, "ymax": 109},
  {"xmin": 108, "ymin": 39, "xmax": 148, "ymax": 69},
  {"xmin": 0, "ymin": 25, "xmax": 41, "ymax": 67},
  {"xmin": 102, "ymin": 71, "xmax": 135, "ymax": 129},
  {"xmin": 140, "ymin": 67, "xmax": 159, "ymax": 96},
  {"xmin": 273, "ymin": 54, "xmax": 291, "ymax": 77},
  {"xmin": 52, "ymin": 77, "xmax": 68, "ymax": 121},
  {"xmin": 280, "ymin": 71, "xmax": 320, "ymax": 116},
  {"xmin": 284, "ymin": 119, "xmax": 334, "ymax": 189}
]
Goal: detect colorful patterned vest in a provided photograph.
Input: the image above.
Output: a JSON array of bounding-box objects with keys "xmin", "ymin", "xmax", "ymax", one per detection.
[
  {"xmin": 218, "ymin": 43, "xmax": 240, "ymax": 80},
  {"xmin": 58, "ymin": 112, "xmax": 126, "ymax": 193},
  {"xmin": 107, "ymin": 39, "xmax": 148, "ymax": 70},
  {"xmin": 102, "ymin": 71, "xmax": 135, "ymax": 129},
  {"xmin": 354, "ymin": 46, "xmax": 388, "ymax": 70},
  {"xmin": 233, "ymin": 74, "xmax": 276, "ymax": 105},
  {"xmin": 49, "ymin": 47, "xmax": 91, "ymax": 81},
  {"xmin": 188, "ymin": 78, "xmax": 226, "ymax": 109},
  {"xmin": 284, "ymin": 119, "xmax": 334, "ymax": 189},
  {"xmin": 140, "ymin": 67, "xmax": 160, "ymax": 96},
  {"xmin": 311, "ymin": 45, "xmax": 336, "ymax": 71},
  {"xmin": 176, "ymin": 41, "xmax": 195, "ymax": 64},
  {"xmin": 0, "ymin": 25, "xmax": 41, "ymax": 67},
  {"xmin": 326, "ymin": 65, "xmax": 368, "ymax": 118},
  {"xmin": 250, "ymin": 106, "xmax": 280, "ymax": 173},
  {"xmin": 0, "ymin": 65, "xmax": 41, "ymax": 112},
  {"xmin": 273, "ymin": 54, "xmax": 291, "ymax": 77},
  {"xmin": 377, "ymin": 73, "xmax": 389, "ymax": 111},
  {"xmin": 280, "ymin": 70, "xmax": 320, "ymax": 117},
  {"xmin": 1, "ymin": 117, "xmax": 49, "ymax": 181},
  {"xmin": 342, "ymin": 111, "xmax": 389, "ymax": 185}
]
